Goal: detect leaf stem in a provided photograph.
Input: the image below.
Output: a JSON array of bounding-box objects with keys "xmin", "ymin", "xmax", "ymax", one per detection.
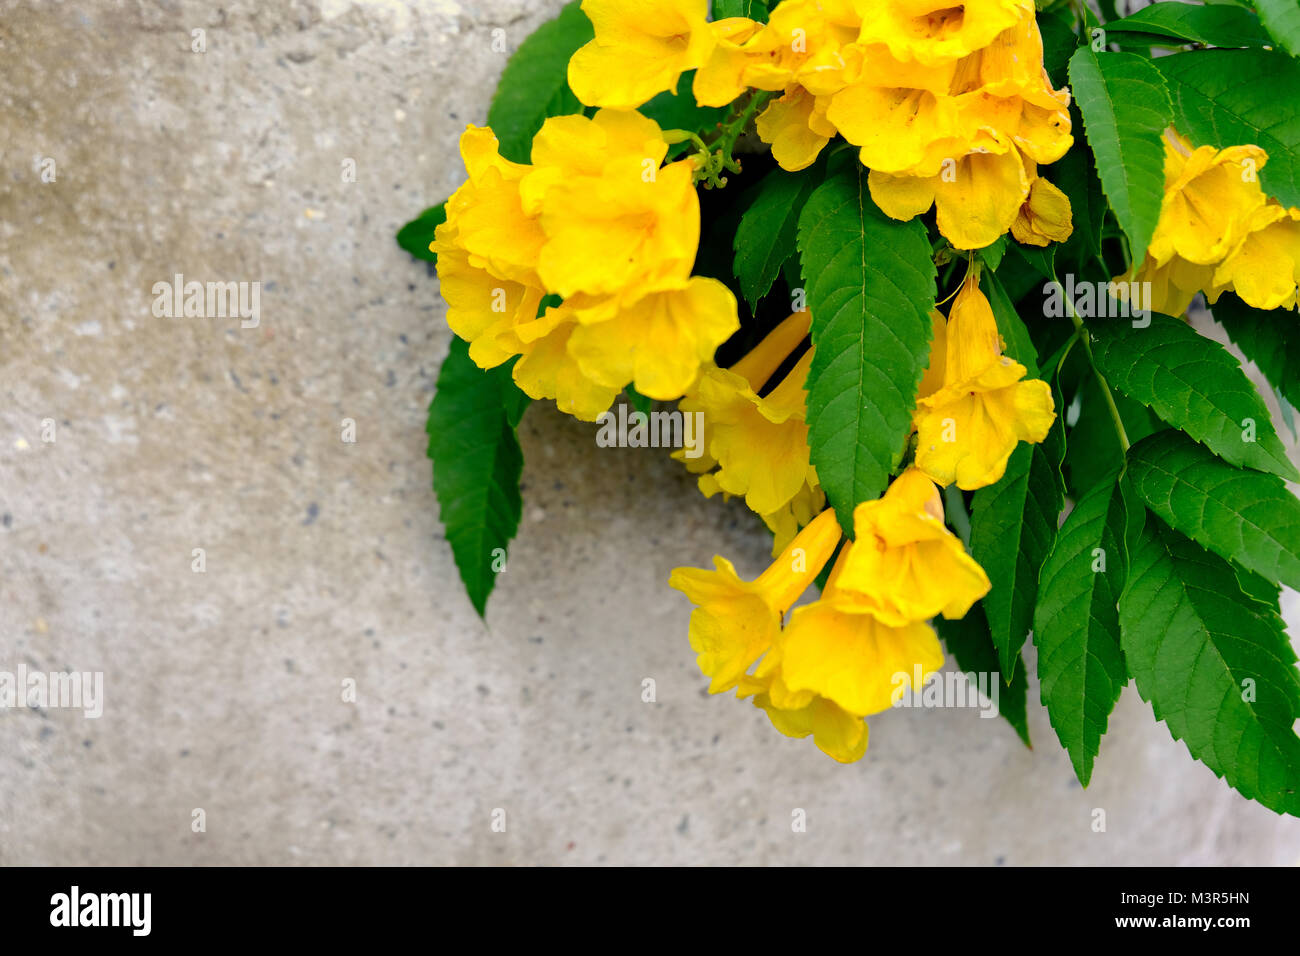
[{"xmin": 1059, "ymin": 281, "xmax": 1131, "ymax": 452}]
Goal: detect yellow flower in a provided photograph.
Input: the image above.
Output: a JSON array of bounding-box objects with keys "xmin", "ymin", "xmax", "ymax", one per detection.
[
  {"xmin": 1120, "ymin": 129, "xmax": 1300, "ymax": 314},
  {"xmin": 834, "ymin": 467, "xmax": 991, "ymax": 624},
  {"xmin": 1211, "ymin": 205, "xmax": 1300, "ymax": 310},
  {"xmin": 870, "ymin": 146, "xmax": 1031, "ymax": 250},
  {"xmin": 565, "ymin": 277, "xmax": 741, "ymax": 401},
  {"xmin": 855, "ymin": 0, "xmax": 1034, "ymax": 67},
  {"xmin": 693, "ymin": 346, "xmax": 816, "ymax": 517},
  {"xmin": 669, "ymin": 508, "xmax": 842, "ymax": 694},
  {"xmin": 1012, "ymin": 166, "xmax": 1073, "ymax": 247},
  {"xmin": 1149, "ymin": 132, "xmax": 1268, "ymax": 266},
  {"xmin": 567, "ymin": 0, "xmax": 715, "ymax": 109},
  {"xmin": 755, "ymin": 86, "xmax": 838, "ymax": 171},
  {"xmin": 913, "ymin": 274, "xmax": 1055, "ymax": 489},
  {"xmin": 738, "ymin": 652, "xmax": 870, "ymax": 763},
  {"xmin": 774, "ymin": 541, "xmax": 946, "ymax": 719}
]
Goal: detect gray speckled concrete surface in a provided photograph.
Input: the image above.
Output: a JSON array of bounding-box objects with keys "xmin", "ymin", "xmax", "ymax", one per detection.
[{"xmin": 1, "ymin": 0, "xmax": 1298, "ymax": 866}]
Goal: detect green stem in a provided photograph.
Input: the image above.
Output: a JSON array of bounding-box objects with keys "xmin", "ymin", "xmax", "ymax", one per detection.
[{"xmin": 1058, "ymin": 280, "xmax": 1131, "ymax": 452}]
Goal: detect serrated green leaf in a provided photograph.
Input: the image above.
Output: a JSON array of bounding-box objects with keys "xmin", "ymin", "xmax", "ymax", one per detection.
[
  {"xmin": 396, "ymin": 202, "xmax": 446, "ymax": 263},
  {"xmin": 734, "ymin": 166, "xmax": 823, "ymax": 312},
  {"xmin": 1089, "ymin": 311, "xmax": 1299, "ymax": 481},
  {"xmin": 1157, "ymin": 49, "xmax": 1300, "ymax": 208},
  {"xmin": 1257, "ymin": 0, "xmax": 1300, "ymax": 56},
  {"xmin": 428, "ymin": 337, "xmax": 531, "ymax": 617},
  {"xmin": 1106, "ymin": 3, "xmax": 1272, "ymax": 48},
  {"xmin": 1127, "ymin": 429, "xmax": 1300, "ymax": 589},
  {"xmin": 1068, "ymin": 47, "xmax": 1173, "ymax": 263},
  {"xmin": 797, "ymin": 165, "xmax": 937, "ymax": 531},
  {"xmin": 486, "ymin": 1, "xmax": 593, "ymax": 164},
  {"xmin": 1032, "ymin": 470, "xmax": 1139, "ymax": 786},
  {"xmin": 1211, "ymin": 292, "xmax": 1300, "ymax": 412},
  {"xmin": 936, "ymin": 604, "xmax": 1032, "ymax": 747},
  {"xmin": 1119, "ymin": 516, "xmax": 1300, "ymax": 816}
]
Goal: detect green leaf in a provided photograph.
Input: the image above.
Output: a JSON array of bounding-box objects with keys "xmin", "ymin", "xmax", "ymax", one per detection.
[
  {"xmin": 712, "ymin": 0, "xmax": 770, "ymax": 22},
  {"xmin": 797, "ymin": 165, "xmax": 937, "ymax": 530},
  {"xmin": 1106, "ymin": 3, "xmax": 1273, "ymax": 48},
  {"xmin": 396, "ymin": 202, "xmax": 446, "ymax": 263},
  {"xmin": 428, "ymin": 337, "xmax": 531, "ymax": 617},
  {"xmin": 1127, "ymin": 429, "xmax": 1300, "ymax": 590},
  {"xmin": 1068, "ymin": 46, "xmax": 1173, "ymax": 263},
  {"xmin": 1257, "ymin": 0, "xmax": 1300, "ymax": 56},
  {"xmin": 1157, "ymin": 49, "xmax": 1300, "ymax": 208},
  {"xmin": 1032, "ymin": 470, "xmax": 1139, "ymax": 786},
  {"xmin": 1088, "ymin": 311, "xmax": 1299, "ymax": 481},
  {"xmin": 936, "ymin": 604, "xmax": 1032, "ymax": 747},
  {"xmin": 1211, "ymin": 292, "xmax": 1300, "ymax": 412},
  {"xmin": 486, "ymin": 1, "xmax": 594, "ymax": 164},
  {"xmin": 1235, "ymin": 562, "xmax": 1283, "ymax": 613},
  {"xmin": 1119, "ymin": 516, "xmax": 1300, "ymax": 816},
  {"xmin": 734, "ymin": 165, "xmax": 823, "ymax": 312}
]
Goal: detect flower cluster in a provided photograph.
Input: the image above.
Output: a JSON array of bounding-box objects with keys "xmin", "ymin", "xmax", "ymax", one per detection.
[
  {"xmin": 1123, "ymin": 129, "xmax": 1300, "ymax": 315},
  {"xmin": 568, "ymin": 0, "xmax": 1074, "ymax": 250},
  {"xmin": 432, "ymin": 109, "xmax": 739, "ymax": 420},
  {"xmin": 670, "ymin": 469, "xmax": 990, "ymax": 762}
]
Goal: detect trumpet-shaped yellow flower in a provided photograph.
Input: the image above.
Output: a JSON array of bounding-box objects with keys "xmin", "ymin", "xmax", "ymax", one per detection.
[
  {"xmin": 1149, "ymin": 134, "xmax": 1268, "ymax": 266},
  {"xmin": 855, "ymin": 0, "xmax": 1034, "ymax": 67},
  {"xmin": 1211, "ymin": 205, "xmax": 1300, "ymax": 310},
  {"xmin": 669, "ymin": 508, "xmax": 842, "ymax": 694},
  {"xmin": 567, "ymin": 0, "xmax": 715, "ymax": 109},
  {"xmin": 1121, "ymin": 129, "xmax": 1300, "ymax": 314},
  {"xmin": 775, "ymin": 542, "xmax": 946, "ymax": 718},
  {"xmin": 913, "ymin": 275, "xmax": 1055, "ymax": 489},
  {"xmin": 1012, "ymin": 167, "xmax": 1073, "ymax": 247},
  {"xmin": 870, "ymin": 145, "xmax": 1031, "ymax": 250},
  {"xmin": 834, "ymin": 468, "xmax": 991, "ymax": 624},
  {"xmin": 738, "ymin": 651, "xmax": 869, "ymax": 763}
]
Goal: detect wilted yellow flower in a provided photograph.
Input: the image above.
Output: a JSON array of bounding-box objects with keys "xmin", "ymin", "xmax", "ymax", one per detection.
[
  {"xmin": 1012, "ymin": 167, "xmax": 1073, "ymax": 247},
  {"xmin": 567, "ymin": 0, "xmax": 715, "ymax": 109},
  {"xmin": 913, "ymin": 274, "xmax": 1055, "ymax": 489},
  {"xmin": 834, "ymin": 468, "xmax": 991, "ymax": 625},
  {"xmin": 669, "ymin": 507, "xmax": 842, "ymax": 694}
]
